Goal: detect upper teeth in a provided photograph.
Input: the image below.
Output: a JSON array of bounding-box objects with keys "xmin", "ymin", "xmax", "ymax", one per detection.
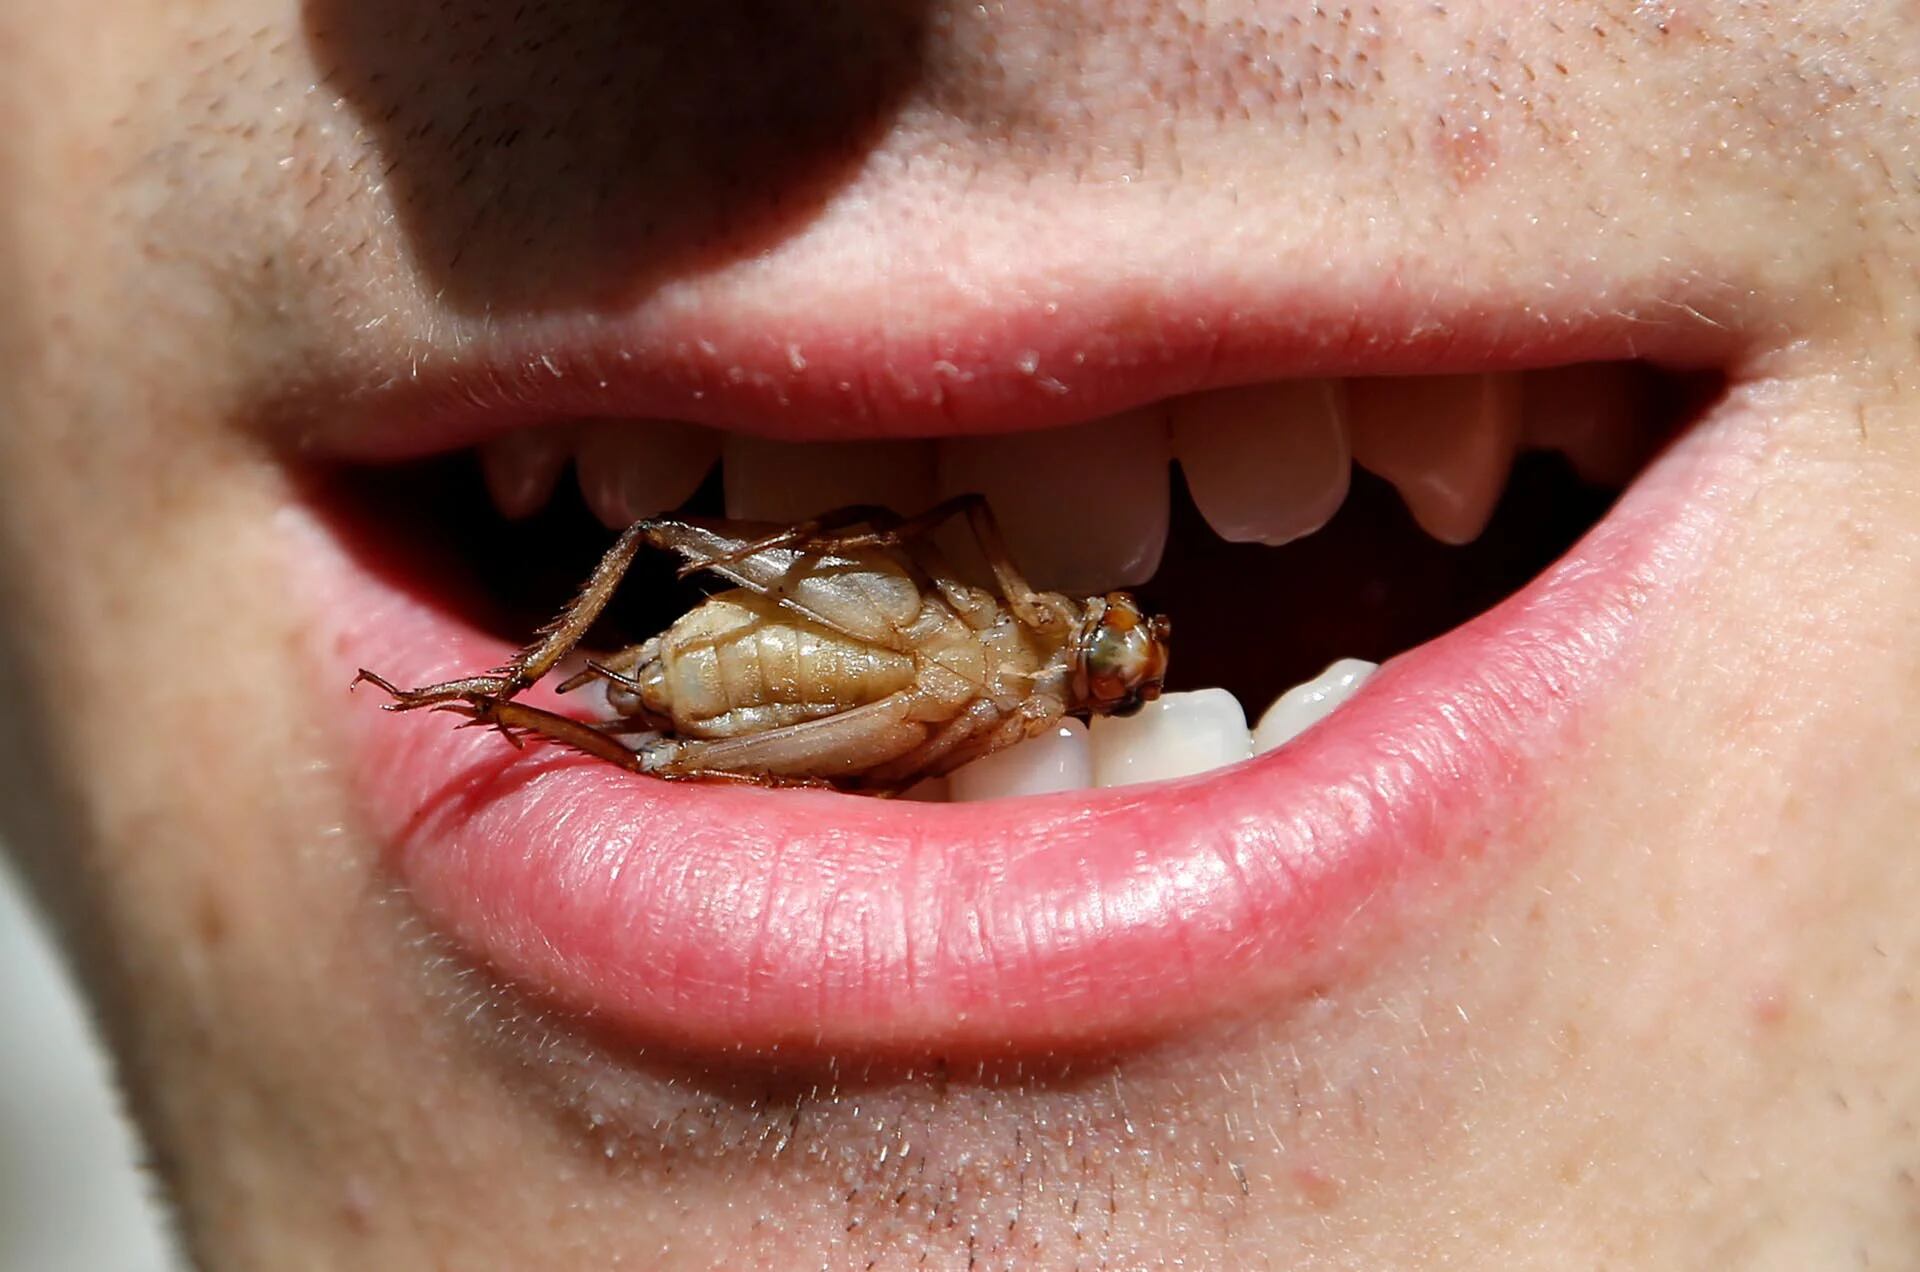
[
  {"xmin": 1170, "ymin": 379, "xmax": 1352, "ymax": 546},
  {"xmin": 483, "ymin": 370, "xmax": 1631, "ymax": 576},
  {"xmin": 936, "ymin": 407, "xmax": 1171, "ymax": 592},
  {"xmin": 1346, "ymin": 373, "xmax": 1523, "ymax": 546},
  {"xmin": 722, "ymin": 435, "xmax": 937, "ymax": 524},
  {"xmin": 577, "ymin": 419, "xmax": 719, "ymax": 530},
  {"xmin": 480, "ymin": 424, "xmax": 576, "ymax": 520},
  {"xmin": 490, "ymin": 370, "xmax": 1628, "ymax": 578}
]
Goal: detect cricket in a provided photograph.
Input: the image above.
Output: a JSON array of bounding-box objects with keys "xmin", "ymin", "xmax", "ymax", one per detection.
[{"xmin": 354, "ymin": 494, "xmax": 1171, "ymax": 794}]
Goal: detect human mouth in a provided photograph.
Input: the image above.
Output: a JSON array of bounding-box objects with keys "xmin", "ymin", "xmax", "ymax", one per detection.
[{"xmin": 293, "ymin": 333, "xmax": 1759, "ymax": 1058}]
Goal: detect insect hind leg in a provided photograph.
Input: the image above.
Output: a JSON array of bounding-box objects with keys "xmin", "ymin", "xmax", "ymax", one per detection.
[
  {"xmin": 678, "ymin": 503, "xmax": 906, "ymax": 577},
  {"xmin": 554, "ymin": 646, "xmax": 676, "ymax": 733},
  {"xmin": 429, "ymin": 695, "xmax": 651, "ymax": 773},
  {"xmin": 697, "ymin": 495, "xmax": 1074, "ymax": 637},
  {"xmin": 424, "ymin": 697, "xmax": 831, "ymax": 788},
  {"xmin": 353, "ymin": 521, "xmax": 650, "ymax": 711}
]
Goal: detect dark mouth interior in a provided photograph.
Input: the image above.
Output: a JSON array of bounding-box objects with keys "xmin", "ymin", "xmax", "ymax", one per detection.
[{"xmin": 333, "ymin": 364, "xmax": 1719, "ymax": 713}]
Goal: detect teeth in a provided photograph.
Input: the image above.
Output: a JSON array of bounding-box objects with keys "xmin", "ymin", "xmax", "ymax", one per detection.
[
  {"xmin": 1171, "ymin": 379, "xmax": 1352, "ymax": 545},
  {"xmin": 937, "ymin": 410, "xmax": 1170, "ymax": 593},
  {"xmin": 1089, "ymin": 689, "xmax": 1252, "ymax": 789},
  {"xmin": 1252, "ymin": 658, "xmax": 1377, "ymax": 754},
  {"xmin": 949, "ymin": 720, "xmax": 1093, "ymax": 802},
  {"xmin": 1520, "ymin": 364, "xmax": 1649, "ymax": 487},
  {"xmin": 1347, "ymin": 374, "xmax": 1522, "ymax": 545},
  {"xmin": 481, "ymin": 426, "xmax": 574, "ymax": 520},
  {"xmin": 723, "ymin": 436, "xmax": 938, "ymax": 523},
  {"xmin": 576, "ymin": 420, "xmax": 721, "ymax": 529},
  {"xmin": 933, "ymin": 663, "xmax": 1379, "ymax": 802}
]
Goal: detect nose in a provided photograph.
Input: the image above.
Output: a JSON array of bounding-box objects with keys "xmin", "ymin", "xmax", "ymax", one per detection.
[{"xmin": 304, "ymin": 0, "xmax": 934, "ymax": 312}]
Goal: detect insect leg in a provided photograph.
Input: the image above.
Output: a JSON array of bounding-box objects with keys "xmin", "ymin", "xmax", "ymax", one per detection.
[
  {"xmin": 690, "ymin": 494, "xmax": 1067, "ymax": 627},
  {"xmin": 552, "ymin": 643, "xmax": 676, "ymax": 733},
  {"xmin": 682, "ymin": 494, "xmax": 1018, "ymax": 568},
  {"xmin": 680, "ymin": 503, "xmax": 905, "ymax": 576},
  {"xmin": 821, "ymin": 496, "xmax": 1067, "ymax": 633},
  {"xmin": 645, "ymin": 691, "xmax": 928, "ymax": 785},
  {"xmin": 733, "ymin": 495, "xmax": 1079, "ymax": 638},
  {"xmin": 832, "ymin": 494, "xmax": 1079, "ymax": 636},
  {"xmin": 442, "ymin": 696, "xmax": 844, "ymax": 788},
  {"xmin": 640, "ymin": 517, "xmax": 923, "ymax": 652},
  {"xmin": 432, "ymin": 696, "xmax": 650, "ymax": 772},
  {"xmin": 942, "ymin": 497, "xmax": 1082, "ymax": 635},
  {"xmin": 553, "ymin": 640, "xmax": 652, "ymax": 694},
  {"xmin": 865, "ymin": 697, "xmax": 1008, "ymax": 784},
  {"xmin": 354, "ymin": 521, "xmax": 649, "ymax": 710}
]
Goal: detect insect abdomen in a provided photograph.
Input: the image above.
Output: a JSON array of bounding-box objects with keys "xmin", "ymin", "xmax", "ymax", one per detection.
[{"xmin": 649, "ymin": 592, "xmax": 916, "ymax": 738}]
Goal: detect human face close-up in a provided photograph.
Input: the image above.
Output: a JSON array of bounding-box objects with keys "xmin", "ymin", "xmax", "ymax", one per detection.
[{"xmin": 4, "ymin": 2, "xmax": 1919, "ymax": 1268}]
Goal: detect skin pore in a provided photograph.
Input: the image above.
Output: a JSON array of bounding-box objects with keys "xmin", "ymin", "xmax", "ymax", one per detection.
[{"xmin": 3, "ymin": 2, "xmax": 1919, "ymax": 1268}]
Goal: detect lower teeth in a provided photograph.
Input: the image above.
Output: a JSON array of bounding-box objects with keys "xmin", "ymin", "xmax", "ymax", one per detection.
[
  {"xmin": 1088, "ymin": 687, "xmax": 1253, "ymax": 790},
  {"xmin": 935, "ymin": 662, "xmax": 1375, "ymax": 804},
  {"xmin": 946, "ymin": 719, "xmax": 1091, "ymax": 803},
  {"xmin": 1253, "ymin": 658, "xmax": 1379, "ymax": 755}
]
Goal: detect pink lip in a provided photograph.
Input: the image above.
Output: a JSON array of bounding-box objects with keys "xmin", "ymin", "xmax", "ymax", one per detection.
[
  {"xmin": 296, "ymin": 274, "xmax": 1743, "ymax": 461},
  {"xmin": 294, "ymin": 400, "xmax": 1753, "ymax": 1057}
]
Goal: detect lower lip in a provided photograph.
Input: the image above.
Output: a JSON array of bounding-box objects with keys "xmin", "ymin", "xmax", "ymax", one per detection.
[{"xmin": 295, "ymin": 408, "xmax": 1752, "ymax": 1057}]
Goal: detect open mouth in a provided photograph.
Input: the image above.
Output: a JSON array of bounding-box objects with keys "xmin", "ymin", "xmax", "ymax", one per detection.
[
  {"xmin": 297, "ymin": 338, "xmax": 1756, "ymax": 1059},
  {"xmin": 336, "ymin": 364, "xmax": 1701, "ymax": 794}
]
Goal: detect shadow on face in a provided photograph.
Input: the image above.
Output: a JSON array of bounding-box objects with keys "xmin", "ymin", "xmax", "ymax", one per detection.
[{"xmin": 301, "ymin": 0, "xmax": 931, "ymax": 314}]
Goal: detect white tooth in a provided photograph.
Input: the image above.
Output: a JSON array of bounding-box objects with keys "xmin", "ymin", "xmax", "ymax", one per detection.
[
  {"xmin": 1347, "ymin": 374, "xmax": 1522, "ymax": 545},
  {"xmin": 1089, "ymin": 689, "xmax": 1251, "ymax": 789},
  {"xmin": 481, "ymin": 427, "xmax": 574, "ymax": 520},
  {"xmin": 949, "ymin": 720, "xmax": 1092, "ymax": 803},
  {"xmin": 1171, "ymin": 380, "xmax": 1351, "ymax": 545},
  {"xmin": 1520, "ymin": 364, "xmax": 1648, "ymax": 487},
  {"xmin": 1252, "ymin": 659, "xmax": 1377, "ymax": 754},
  {"xmin": 576, "ymin": 420, "xmax": 720, "ymax": 529},
  {"xmin": 937, "ymin": 410, "xmax": 1170, "ymax": 592},
  {"xmin": 723, "ymin": 436, "xmax": 937, "ymax": 522}
]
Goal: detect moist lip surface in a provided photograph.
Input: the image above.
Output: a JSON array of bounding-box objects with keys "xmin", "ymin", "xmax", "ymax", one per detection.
[{"xmin": 299, "ymin": 383, "xmax": 1756, "ymax": 1056}]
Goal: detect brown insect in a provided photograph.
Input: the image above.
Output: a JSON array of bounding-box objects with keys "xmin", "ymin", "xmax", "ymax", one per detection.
[{"xmin": 355, "ymin": 495, "xmax": 1171, "ymax": 794}]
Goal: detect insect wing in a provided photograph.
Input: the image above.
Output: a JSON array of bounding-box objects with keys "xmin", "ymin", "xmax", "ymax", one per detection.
[
  {"xmin": 651, "ymin": 690, "xmax": 927, "ymax": 782},
  {"xmin": 643, "ymin": 518, "xmax": 924, "ymax": 652}
]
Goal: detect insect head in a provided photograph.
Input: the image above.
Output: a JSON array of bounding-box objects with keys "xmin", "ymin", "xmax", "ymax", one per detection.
[{"xmin": 1071, "ymin": 592, "xmax": 1172, "ymax": 718}]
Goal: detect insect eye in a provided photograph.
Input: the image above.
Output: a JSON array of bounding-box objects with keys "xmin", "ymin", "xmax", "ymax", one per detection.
[
  {"xmin": 1086, "ymin": 625, "xmax": 1148, "ymax": 683},
  {"xmin": 1075, "ymin": 594, "xmax": 1171, "ymax": 716}
]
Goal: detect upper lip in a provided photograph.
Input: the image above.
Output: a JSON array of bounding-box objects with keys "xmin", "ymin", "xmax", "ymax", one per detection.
[
  {"xmin": 292, "ymin": 275, "xmax": 1758, "ymax": 1060},
  {"xmin": 292, "ymin": 273, "xmax": 1745, "ymax": 461}
]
